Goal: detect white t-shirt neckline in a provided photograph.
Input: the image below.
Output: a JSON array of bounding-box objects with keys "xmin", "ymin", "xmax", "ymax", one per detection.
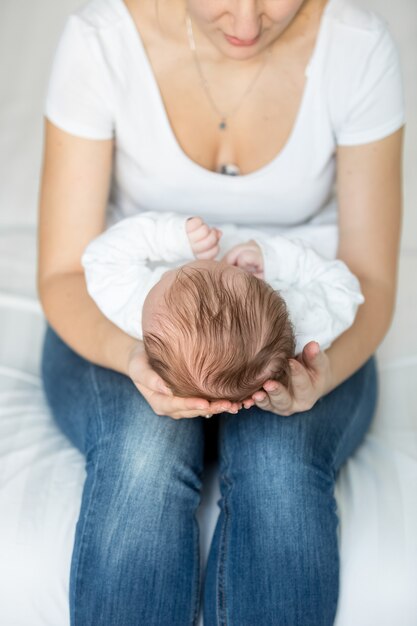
[{"xmin": 113, "ymin": 0, "xmax": 334, "ymax": 181}]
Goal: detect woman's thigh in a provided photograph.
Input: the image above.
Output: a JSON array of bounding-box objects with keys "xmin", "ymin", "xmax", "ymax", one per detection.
[
  {"xmin": 203, "ymin": 355, "xmax": 378, "ymax": 626},
  {"xmin": 41, "ymin": 324, "xmax": 207, "ymax": 625},
  {"xmin": 41, "ymin": 323, "xmax": 206, "ymax": 456}
]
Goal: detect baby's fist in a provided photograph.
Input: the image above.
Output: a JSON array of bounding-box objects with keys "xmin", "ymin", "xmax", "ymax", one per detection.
[
  {"xmin": 186, "ymin": 217, "xmax": 222, "ymax": 260},
  {"xmin": 223, "ymin": 239, "xmax": 264, "ymax": 279}
]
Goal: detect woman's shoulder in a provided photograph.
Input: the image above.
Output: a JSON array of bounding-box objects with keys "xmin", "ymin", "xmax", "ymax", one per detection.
[
  {"xmin": 326, "ymin": 0, "xmax": 391, "ymax": 38},
  {"xmin": 323, "ymin": 0, "xmax": 405, "ymax": 146},
  {"xmin": 67, "ymin": 0, "xmax": 125, "ymax": 33},
  {"xmin": 44, "ymin": 0, "xmax": 126, "ymax": 139},
  {"xmin": 322, "ymin": 0, "xmax": 402, "ymax": 87}
]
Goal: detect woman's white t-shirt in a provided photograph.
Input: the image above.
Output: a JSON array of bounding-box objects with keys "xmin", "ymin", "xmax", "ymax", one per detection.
[{"xmin": 44, "ymin": 0, "xmax": 405, "ymax": 254}]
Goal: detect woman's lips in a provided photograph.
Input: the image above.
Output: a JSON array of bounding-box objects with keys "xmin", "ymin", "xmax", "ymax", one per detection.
[{"xmin": 225, "ymin": 33, "xmax": 260, "ymax": 47}]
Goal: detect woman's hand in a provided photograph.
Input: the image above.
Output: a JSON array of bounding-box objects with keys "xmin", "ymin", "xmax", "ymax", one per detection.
[
  {"xmin": 127, "ymin": 341, "xmax": 241, "ymax": 420},
  {"xmin": 242, "ymin": 341, "xmax": 333, "ymax": 416},
  {"xmin": 186, "ymin": 216, "xmax": 222, "ymax": 260},
  {"xmin": 222, "ymin": 239, "xmax": 264, "ymax": 279}
]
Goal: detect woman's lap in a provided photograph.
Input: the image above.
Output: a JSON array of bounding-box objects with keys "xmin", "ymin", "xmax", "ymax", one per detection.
[{"xmin": 41, "ymin": 324, "xmax": 378, "ymax": 625}]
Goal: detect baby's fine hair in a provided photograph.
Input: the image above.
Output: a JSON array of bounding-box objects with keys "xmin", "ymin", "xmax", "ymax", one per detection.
[{"xmin": 143, "ymin": 265, "xmax": 296, "ymax": 403}]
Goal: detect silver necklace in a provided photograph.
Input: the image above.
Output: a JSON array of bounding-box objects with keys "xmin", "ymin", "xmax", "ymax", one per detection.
[{"xmin": 185, "ymin": 12, "xmax": 271, "ymax": 132}]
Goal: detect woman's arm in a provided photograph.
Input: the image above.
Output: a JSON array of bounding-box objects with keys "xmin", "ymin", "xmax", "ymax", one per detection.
[
  {"xmin": 323, "ymin": 125, "xmax": 404, "ymax": 393},
  {"xmin": 37, "ymin": 120, "xmax": 238, "ymax": 418},
  {"xmin": 37, "ymin": 119, "xmax": 136, "ymax": 373},
  {"xmin": 246, "ymin": 126, "xmax": 404, "ymax": 414}
]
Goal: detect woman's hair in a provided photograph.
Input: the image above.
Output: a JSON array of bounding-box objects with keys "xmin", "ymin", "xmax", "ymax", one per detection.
[{"xmin": 143, "ymin": 265, "xmax": 296, "ymax": 403}]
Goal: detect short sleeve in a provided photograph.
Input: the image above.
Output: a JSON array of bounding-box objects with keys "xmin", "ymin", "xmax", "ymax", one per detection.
[
  {"xmin": 44, "ymin": 15, "xmax": 115, "ymax": 140},
  {"xmin": 336, "ymin": 20, "xmax": 405, "ymax": 146}
]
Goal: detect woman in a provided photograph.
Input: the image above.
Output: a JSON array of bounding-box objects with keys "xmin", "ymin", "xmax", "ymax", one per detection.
[{"xmin": 37, "ymin": 0, "xmax": 404, "ymax": 624}]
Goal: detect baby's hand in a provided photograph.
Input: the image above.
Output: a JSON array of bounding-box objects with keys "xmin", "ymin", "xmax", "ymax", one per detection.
[
  {"xmin": 186, "ymin": 217, "xmax": 222, "ymax": 260},
  {"xmin": 222, "ymin": 239, "xmax": 264, "ymax": 279}
]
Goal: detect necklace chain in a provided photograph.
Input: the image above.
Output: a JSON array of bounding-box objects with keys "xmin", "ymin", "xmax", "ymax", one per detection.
[{"xmin": 185, "ymin": 12, "xmax": 271, "ymax": 130}]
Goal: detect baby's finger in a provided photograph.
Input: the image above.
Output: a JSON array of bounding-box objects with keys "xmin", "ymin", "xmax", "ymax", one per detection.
[
  {"xmin": 189, "ymin": 223, "xmax": 210, "ymax": 243},
  {"xmin": 224, "ymin": 244, "xmax": 247, "ymax": 266},
  {"xmin": 196, "ymin": 244, "xmax": 219, "ymax": 260},
  {"xmin": 186, "ymin": 216, "xmax": 203, "ymax": 233},
  {"xmin": 192, "ymin": 230, "xmax": 218, "ymax": 253}
]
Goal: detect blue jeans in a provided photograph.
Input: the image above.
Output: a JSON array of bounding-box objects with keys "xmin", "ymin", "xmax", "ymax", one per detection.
[{"xmin": 41, "ymin": 324, "xmax": 378, "ymax": 626}]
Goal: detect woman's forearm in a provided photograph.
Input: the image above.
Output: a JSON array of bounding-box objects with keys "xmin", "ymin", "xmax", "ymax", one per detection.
[
  {"xmin": 38, "ymin": 271, "xmax": 139, "ymax": 375},
  {"xmin": 323, "ymin": 276, "xmax": 396, "ymax": 395}
]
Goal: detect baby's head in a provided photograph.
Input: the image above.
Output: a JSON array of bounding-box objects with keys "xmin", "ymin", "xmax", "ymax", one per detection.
[{"xmin": 142, "ymin": 259, "xmax": 295, "ymax": 403}]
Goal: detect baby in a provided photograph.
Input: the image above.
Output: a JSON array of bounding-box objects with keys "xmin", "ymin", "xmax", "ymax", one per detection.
[{"xmin": 81, "ymin": 211, "xmax": 364, "ymax": 403}]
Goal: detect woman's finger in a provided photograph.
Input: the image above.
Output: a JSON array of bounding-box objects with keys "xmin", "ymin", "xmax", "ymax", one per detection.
[
  {"xmin": 298, "ymin": 342, "xmax": 332, "ymax": 393},
  {"xmin": 243, "ymin": 399, "xmax": 255, "ymax": 409},
  {"xmin": 288, "ymin": 360, "xmax": 313, "ymax": 395},
  {"xmin": 156, "ymin": 396, "xmax": 206, "ymax": 419},
  {"xmin": 175, "ymin": 399, "xmax": 238, "ymax": 419},
  {"xmin": 130, "ymin": 353, "xmax": 174, "ymax": 395},
  {"xmin": 162, "ymin": 397, "xmax": 239, "ymax": 419},
  {"xmin": 134, "ymin": 369, "xmax": 241, "ymax": 419},
  {"xmin": 251, "ymin": 380, "xmax": 293, "ymax": 414},
  {"xmin": 252, "ymin": 393, "xmax": 272, "ymax": 411},
  {"xmin": 170, "ymin": 409, "xmax": 213, "ymax": 420},
  {"xmin": 300, "ymin": 341, "xmax": 322, "ymax": 370}
]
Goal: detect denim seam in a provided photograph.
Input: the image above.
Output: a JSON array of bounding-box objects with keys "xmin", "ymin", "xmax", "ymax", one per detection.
[
  {"xmin": 329, "ymin": 359, "xmax": 376, "ymax": 474},
  {"xmin": 331, "ymin": 550, "xmax": 340, "ymax": 622},
  {"xmin": 216, "ymin": 437, "xmax": 233, "ymax": 626},
  {"xmin": 72, "ymin": 364, "xmax": 105, "ymax": 626},
  {"xmin": 190, "ymin": 510, "xmax": 202, "ymax": 626}
]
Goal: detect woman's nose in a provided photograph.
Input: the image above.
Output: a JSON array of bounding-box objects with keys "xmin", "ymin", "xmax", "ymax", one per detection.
[{"xmin": 229, "ymin": 0, "xmax": 262, "ymax": 40}]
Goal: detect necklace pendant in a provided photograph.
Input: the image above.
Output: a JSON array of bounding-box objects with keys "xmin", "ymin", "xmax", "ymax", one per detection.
[{"xmin": 219, "ymin": 119, "xmax": 227, "ymax": 130}]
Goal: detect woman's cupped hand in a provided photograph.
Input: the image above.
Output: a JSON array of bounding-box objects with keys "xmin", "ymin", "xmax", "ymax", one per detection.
[
  {"xmin": 127, "ymin": 341, "xmax": 242, "ymax": 420},
  {"xmin": 242, "ymin": 341, "xmax": 333, "ymax": 416},
  {"xmin": 127, "ymin": 340, "xmax": 332, "ymax": 420}
]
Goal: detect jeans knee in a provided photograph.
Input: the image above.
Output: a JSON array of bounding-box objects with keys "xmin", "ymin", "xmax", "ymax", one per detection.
[
  {"xmin": 81, "ymin": 423, "xmax": 204, "ymax": 573},
  {"xmin": 220, "ymin": 409, "xmax": 337, "ymax": 490},
  {"xmin": 220, "ymin": 421, "xmax": 337, "ymax": 541},
  {"xmin": 97, "ymin": 416, "xmax": 204, "ymax": 503},
  {"xmin": 234, "ymin": 460, "xmax": 334, "ymax": 524}
]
